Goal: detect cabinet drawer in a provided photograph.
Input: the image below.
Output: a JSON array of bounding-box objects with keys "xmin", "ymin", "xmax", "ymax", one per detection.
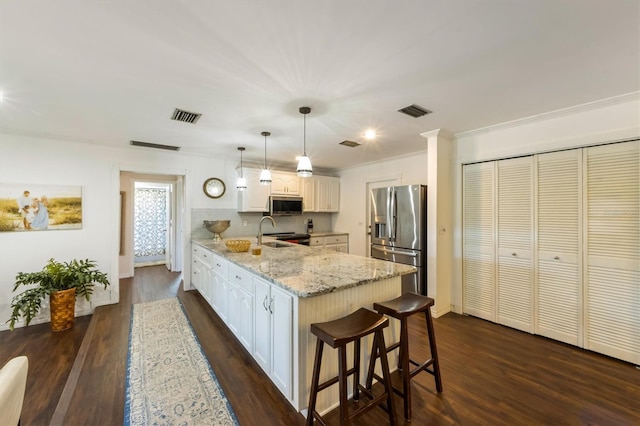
[
  {"xmin": 211, "ymin": 253, "xmax": 228, "ymax": 275},
  {"xmin": 193, "ymin": 245, "xmax": 215, "ymax": 267},
  {"xmin": 228, "ymin": 263, "xmax": 252, "ymax": 293},
  {"xmin": 309, "ymin": 237, "xmax": 325, "ymax": 246},
  {"xmin": 325, "ymin": 234, "xmax": 348, "ymax": 245}
]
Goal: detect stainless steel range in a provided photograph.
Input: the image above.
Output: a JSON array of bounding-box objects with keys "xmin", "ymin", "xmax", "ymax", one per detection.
[{"xmin": 263, "ymin": 232, "xmax": 311, "ymax": 245}]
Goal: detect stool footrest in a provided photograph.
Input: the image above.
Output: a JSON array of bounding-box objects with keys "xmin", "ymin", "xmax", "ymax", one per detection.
[
  {"xmin": 352, "ymin": 385, "xmax": 392, "ymax": 421},
  {"xmin": 409, "ymin": 358, "xmax": 435, "ymax": 379},
  {"xmin": 316, "ymin": 365, "xmax": 359, "ymax": 393}
]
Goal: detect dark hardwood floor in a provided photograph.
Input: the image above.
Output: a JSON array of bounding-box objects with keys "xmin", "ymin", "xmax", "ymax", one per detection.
[{"xmin": 1, "ymin": 265, "xmax": 638, "ymax": 425}]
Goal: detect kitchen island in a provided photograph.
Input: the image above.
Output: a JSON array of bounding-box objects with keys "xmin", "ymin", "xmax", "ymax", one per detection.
[{"xmin": 191, "ymin": 238, "xmax": 416, "ymax": 416}]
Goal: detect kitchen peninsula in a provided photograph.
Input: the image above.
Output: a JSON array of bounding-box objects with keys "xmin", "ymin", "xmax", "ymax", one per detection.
[{"xmin": 191, "ymin": 238, "xmax": 416, "ymax": 415}]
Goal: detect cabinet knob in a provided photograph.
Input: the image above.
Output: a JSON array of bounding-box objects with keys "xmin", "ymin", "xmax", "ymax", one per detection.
[
  {"xmin": 512, "ymin": 252, "xmax": 517, "ymax": 256},
  {"xmin": 554, "ymin": 256, "xmax": 560, "ymax": 260}
]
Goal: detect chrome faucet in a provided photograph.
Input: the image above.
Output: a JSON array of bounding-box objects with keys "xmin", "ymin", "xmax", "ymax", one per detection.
[{"xmin": 257, "ymin": 215, "xmax": 276, "ymax": 246}]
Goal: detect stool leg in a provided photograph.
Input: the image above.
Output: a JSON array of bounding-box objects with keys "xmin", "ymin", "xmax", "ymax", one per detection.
[
  {"xmin": 365, "ymin": 337, "xmax": 378, "ymax": 390},
  {"xmin": 338, "ymin": 346, "xmax": 350, "ymax": 425},
  {"xmin": 376, "ymin": 330, "xmax": 397, "ymax": 426},
  {"xmin": 425, "ymin": 309, "xmax": 443, "ymax": 393},
  {"xmin": 307, "ymin": 338, "xmax": 324, "ymax": 426},
  {"xmin": 399, "ymin": 317, "xmax": 412, "ymax": 420},
  {"xmin": 353, "ymin": 339, "xmax": 361, "ymax": 402}
]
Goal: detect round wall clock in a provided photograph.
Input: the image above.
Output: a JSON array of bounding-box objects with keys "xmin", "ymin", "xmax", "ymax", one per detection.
[{"xmin": 203, "ymin": 178, "xmax": 226, "ymax": 199}]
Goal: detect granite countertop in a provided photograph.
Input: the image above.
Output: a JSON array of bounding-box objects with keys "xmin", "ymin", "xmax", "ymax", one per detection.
[{"xmin": 192, "ymin": 238, "xmax": 415, "ymax": 298}]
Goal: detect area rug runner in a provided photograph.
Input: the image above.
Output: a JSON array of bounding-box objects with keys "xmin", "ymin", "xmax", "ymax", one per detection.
[{"xmin": 125, "ymin": 297, "xmax": 239, "ymax": 425}]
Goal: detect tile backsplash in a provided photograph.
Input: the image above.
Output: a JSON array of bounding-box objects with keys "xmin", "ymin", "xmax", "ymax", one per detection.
[{"xmin": 191, "ymin": 208, "xmax": 334, "ymax": 240}]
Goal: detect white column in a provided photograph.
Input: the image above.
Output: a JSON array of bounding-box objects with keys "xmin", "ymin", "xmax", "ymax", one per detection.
[{"xmin": 420, "ymin": 129, "xmax": 454, "ymax": 317}]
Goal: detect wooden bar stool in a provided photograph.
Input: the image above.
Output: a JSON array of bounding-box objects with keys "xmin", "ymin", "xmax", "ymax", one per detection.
[
  {"xmin": 307, "ymin": 307, "xmax": 397, "ymax": 426},
  {"xmin": 366, "ymin": 292, "xmax": 443, "ymax": 421}
]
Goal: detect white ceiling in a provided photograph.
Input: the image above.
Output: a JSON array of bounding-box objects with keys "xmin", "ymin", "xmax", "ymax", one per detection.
[{"xmin": 1, "ymin": 1, "xmax": 638, "ymax": 172}]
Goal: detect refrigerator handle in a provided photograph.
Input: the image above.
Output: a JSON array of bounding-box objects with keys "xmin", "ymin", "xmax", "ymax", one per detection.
[{"xmin": 392, "ymin": 189, "xmax": 398, "ymax": 242}]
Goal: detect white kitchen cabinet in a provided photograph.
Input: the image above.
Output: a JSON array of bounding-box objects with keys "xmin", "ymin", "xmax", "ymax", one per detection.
[
  {"xmin": 271, "ymin": 172, "xmax": 300, "ymax": 195},
  {"xmin": 191, "ymin": 244, "xmax": 214, "ymax": 303},
  {"xmin": 301, "ymin": 178, "xmax": 316, "ymax": 211},
  {"xmin": 309, "ymin": 234, "xmax": 349, "ymax": 253},
  {"xmin": 238, "ymin": 168, "xmax": 270, "ymax": 212},
  {"xmin": 210, "ymin": 253, "xmax": 229, "ymax": 324},
  {"xmin": 227, "ymin": 281, "xmax": 254, "ymax": 352},
  {"xmin": 227, "ymin": 263, "xmax": 254, "ymax": 352},
  {"xmin": 253, "ymin": 276, "xmax": 293, "ymax": 399},
  {"xmin": 316, "ymin": 176, "xmax": 340, "ymax": 212}
]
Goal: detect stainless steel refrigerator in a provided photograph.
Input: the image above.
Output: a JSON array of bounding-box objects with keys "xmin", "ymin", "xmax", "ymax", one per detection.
[{"xmin": 370, "ymin": 184, "xmax": 427, "ymax": 295}]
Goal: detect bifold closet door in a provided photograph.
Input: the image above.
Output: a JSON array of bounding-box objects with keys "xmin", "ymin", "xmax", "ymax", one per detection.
[
  {"xmin": 463, "ymin": 161, "xmax": 496, "ymax": 321},
  {"xmin": 496, "ymin": 157, "xmax": 534, "ymax": 332},
  {"xmin": 584, "ymin": 141, "xmax": 639, "ymax": 364},
  {"xmin": 536, "ymin": 149, "xmax": 582, "ymax": 346}
]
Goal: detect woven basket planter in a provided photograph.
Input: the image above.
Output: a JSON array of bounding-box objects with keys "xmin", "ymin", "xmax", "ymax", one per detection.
[{"xmin": 50, "ymin": 288, "xmax": 76, "ymax": 332}]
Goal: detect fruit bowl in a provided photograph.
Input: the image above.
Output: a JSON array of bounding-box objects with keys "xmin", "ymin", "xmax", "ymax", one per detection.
[
  {"xmin": 203, "ymin": 220, "xmax": 230, "ymax": 241},
  {"xmin": 225, "ymin": 239, "xmax": 251, "ymax": 253}
]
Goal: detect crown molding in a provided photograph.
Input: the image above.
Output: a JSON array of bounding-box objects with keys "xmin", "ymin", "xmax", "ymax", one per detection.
[{"xmin": 455, "ymin": 91, "xmax": 640, "ymax": 138}]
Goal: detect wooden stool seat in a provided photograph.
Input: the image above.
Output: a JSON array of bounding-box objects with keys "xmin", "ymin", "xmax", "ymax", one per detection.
[
  {"xmin": 366, "ymin": 292, "xmax": 443, "ymax": 421},
  {"xmin": 307, "ymin": 308, "xmax": 396, "ymax": 425}
]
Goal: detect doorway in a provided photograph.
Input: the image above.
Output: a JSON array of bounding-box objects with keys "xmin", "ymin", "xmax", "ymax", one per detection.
[
  {"xmin": 133, "ymin": 182, "xmax": 172, "ymax": 268},
  {"xmin": 119, "ymin": 172, "xmax": 183, "ymax": 279}
]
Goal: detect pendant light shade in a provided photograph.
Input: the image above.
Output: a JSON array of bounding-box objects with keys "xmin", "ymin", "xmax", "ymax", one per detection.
[
  {"xmin": 297, "ymin": 106, "xmax": 313, "ymax": 177},
  {"xmin": 236, "ymin": 147, "xmax": 247, "ymax": 191},
  {"xmin": 260, "ymin": 131, "xmax": 272, "ymax": 185}
]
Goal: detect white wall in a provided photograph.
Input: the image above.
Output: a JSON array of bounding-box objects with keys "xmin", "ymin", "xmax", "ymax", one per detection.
[
  {"xmin": 451, "ymin": 92, "xmax": 640, "ymax": 313},
  {"xmin": 0, "ymin": 132, "xmax": 243, "ymax": 329},
  {"xmin": 335, "ymin": 152, "xmax": 429, "ymax": 257}
]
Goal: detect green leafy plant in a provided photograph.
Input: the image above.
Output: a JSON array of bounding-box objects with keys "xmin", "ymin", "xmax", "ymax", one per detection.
[{"xmin": 8, "ymin": 258, "xmax": 110, "ymax": 330}]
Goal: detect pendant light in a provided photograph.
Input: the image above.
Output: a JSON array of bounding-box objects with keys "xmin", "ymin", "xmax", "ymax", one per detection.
[
  {"xmin": 236, "ymin": 147, "xmax": 247, "ymax": 191},
  {"xmin": 259, "ymin": 131, "xmax": 272, "ymax": 185},
  {"xmin": 297, "ymin": 106, "xmax": 312, "ymax": 177}
]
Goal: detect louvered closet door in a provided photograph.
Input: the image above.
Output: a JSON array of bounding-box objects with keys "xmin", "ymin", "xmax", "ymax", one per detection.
[
  {"xmin": 497, "ymin": 157, "xmax": 534, "ymax": 332},
  {"xmin": 463, "ymin": 161, "xmax": 496, "ymax": 321},
  {"xmin": 536, "ymin": 150, "xmax": 582, "ymax": 345},
  {"xmin": 584, "ymin": 141, "xmax": 640, "ymax": 364}
]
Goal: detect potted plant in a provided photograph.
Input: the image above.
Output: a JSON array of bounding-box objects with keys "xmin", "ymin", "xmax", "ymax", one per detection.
[{"xmin": 8, "ymin": 258, "xmax": 110, "ymax": 331}]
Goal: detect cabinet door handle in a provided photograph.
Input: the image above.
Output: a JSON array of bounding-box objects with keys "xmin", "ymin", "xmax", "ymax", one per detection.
[
  {"xmin": 236, "ymin": 275, "xmax": 241, "ymax": 280},
  {"xmin": 269, "ymin": 297, "xmax": 274, "ymax": 314},
  {"xmin": 263, "ymin": 295, "xmax": 268, "ymax": 311}
]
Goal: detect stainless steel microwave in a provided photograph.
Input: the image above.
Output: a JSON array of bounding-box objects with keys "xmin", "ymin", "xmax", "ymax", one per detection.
[{"xmin": 269, "ymin": 196, "xmax": 303, "ymax": 216}]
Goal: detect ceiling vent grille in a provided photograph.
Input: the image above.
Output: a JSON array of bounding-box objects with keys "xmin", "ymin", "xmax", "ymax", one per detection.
[
  {"xmin": 339, "ymin": 140, "xmax": 361, "ymax": 148},
  {"xmin": 171, "ymin": 108, "xmax": 202, "ymax": 124},
  {"xmin": 130, "ymin": 140, "xmax": 181, "ymax": 151},
  {"xmin": 398, "ymin": 104, "xmax": 432, "ymax": 118}
]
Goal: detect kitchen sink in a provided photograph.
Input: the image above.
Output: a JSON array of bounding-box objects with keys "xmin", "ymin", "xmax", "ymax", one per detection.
[{"xmin": 262, "ymin": 241, "xmax": 292, "ymax": 248}]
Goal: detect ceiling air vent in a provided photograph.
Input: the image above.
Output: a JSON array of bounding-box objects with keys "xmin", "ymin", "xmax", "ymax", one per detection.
[
  {"xmin": 398, "ymin": 104, "xmax": 432, "ymax": 118},
  {"xmin": 171, "ymin": 108, "xmax": 202, "ymax": 124},
  {"xmin": 130, "ymin": 140, "xmax": 181, "ymax": 151},
  {"xmin": 339, "ymin": 140, "xmax": 361, "ymax": 148}
]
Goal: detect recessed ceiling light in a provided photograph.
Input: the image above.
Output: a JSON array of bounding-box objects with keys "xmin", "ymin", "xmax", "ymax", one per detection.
[{"xmin": 364, "ymin": 129, "xmax": 377, "ymax": 139}]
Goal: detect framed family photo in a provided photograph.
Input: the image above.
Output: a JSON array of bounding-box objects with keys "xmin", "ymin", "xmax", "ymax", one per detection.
[{"xmin": 0, "ymin": 183, "xmax": 83, "ymax": 232}]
